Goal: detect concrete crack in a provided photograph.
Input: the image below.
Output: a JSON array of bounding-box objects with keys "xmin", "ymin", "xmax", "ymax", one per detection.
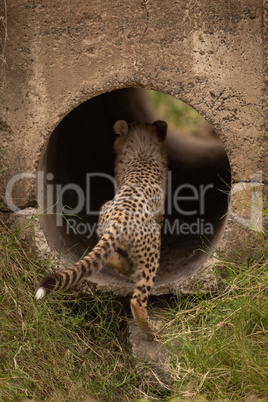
[{"xmin": 140, "ymin": 0, "xmax": 149, "ymax": 41}]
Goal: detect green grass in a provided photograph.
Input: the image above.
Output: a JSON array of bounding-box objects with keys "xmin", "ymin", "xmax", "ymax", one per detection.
[
  {"xmin": 148, "ymin": 91, "xmax": 215, "ymax": 139},
  {"xmin": 161, "ymin": 233, "xmax": 268, "ymax": 400},
  {"xmin": 0, "ymin": 217, "xmax": 143, "ymax": 401},
  {"xmin": 1, "ymin": 213, "xmax": 267, "ymax": 401}
]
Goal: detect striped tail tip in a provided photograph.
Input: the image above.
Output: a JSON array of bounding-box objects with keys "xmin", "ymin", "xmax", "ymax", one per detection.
[{"xmin": 35, "ymin": 274, "xmax": 59, "ymax": 299}]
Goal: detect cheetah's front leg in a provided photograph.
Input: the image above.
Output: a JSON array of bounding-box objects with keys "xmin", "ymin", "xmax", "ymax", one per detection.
[{"xmin": 131, "ymin": 288, "xmax": 156, "ymax": 341}]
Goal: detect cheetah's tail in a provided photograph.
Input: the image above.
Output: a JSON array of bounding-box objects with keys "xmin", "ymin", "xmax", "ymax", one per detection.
[{"xmin": 35, "ymin": 230, "xmax": 117, "ymax": 299}]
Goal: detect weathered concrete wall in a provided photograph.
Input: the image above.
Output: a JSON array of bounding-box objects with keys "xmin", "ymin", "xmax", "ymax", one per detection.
[{"xmin": 0, "ymin": 0, "xmax": 266, "ymax": 295}]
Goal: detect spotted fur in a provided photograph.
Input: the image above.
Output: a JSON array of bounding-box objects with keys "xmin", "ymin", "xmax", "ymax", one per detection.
[{"xmin": 35, "ymin": 119, "xmax": 168, "ymax": 340}]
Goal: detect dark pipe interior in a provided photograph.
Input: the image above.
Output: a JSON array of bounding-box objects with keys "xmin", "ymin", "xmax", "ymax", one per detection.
[{"xmin": 38, "ymin": 88, "xmax": 231, "ymax": 296}]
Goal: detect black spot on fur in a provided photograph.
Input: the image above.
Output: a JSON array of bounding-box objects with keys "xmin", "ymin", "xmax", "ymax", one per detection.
[{"xmin": 142, "ymin": 297, "xmax": 148, "ymax": 303}]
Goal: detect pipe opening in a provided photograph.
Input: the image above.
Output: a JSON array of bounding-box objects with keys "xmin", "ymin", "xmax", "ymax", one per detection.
[{"xmin": 38, "ymin": 88, "xmax": 231, "ymax": 295}]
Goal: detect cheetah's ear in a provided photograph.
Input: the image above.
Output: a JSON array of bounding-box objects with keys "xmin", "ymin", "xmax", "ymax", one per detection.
[
  {"xmin": 114, "ymin": 120, "xmax": 129, "ymax": 136},
  {"xmin": 153, "ymin": 120, "xmax": 168, "ymax": 140}
]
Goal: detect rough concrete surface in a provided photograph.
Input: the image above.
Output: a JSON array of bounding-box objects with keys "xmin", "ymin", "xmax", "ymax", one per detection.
[{"xmin": 0, "ymin": 1, "xmax": 267, "ymax": 298}]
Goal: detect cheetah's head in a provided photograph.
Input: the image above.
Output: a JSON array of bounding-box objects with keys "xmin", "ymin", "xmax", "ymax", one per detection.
[{"xmin": 113, "ymin": 119, "xmax": 168, "ymax": 179}]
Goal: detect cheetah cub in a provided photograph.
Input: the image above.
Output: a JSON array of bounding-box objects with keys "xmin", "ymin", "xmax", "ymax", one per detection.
[{"xmin": 36, "ymin": 120, "xmax": 168, "ymax": 340}]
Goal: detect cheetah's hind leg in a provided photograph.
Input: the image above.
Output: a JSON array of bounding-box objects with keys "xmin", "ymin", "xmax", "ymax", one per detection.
[
  {"xmin": 130, "ymin": 258, "xmax": 160, "ymax": 341},
  {"xmin": 108, "ymin": 249, "xmax": 134, "ymax": 278}
]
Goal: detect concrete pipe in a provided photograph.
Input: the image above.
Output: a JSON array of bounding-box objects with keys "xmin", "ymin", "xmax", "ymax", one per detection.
[
  {"xmin": 0, "ymin": 0, "xmax": 266, "ymax": 296},
  {"xmin": 36, "ymin": 87, "xmax": 230, "ymax": 295}
]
